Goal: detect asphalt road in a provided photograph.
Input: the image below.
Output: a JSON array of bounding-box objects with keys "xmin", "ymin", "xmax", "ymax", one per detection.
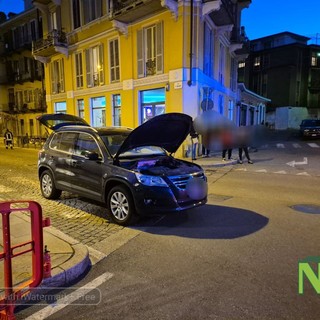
[{"xmin": 1, "ymin": 134, "xmax": 320, "ymax": 319}]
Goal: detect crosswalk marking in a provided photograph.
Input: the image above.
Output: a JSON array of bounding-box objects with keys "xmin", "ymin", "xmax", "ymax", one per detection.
[
  {"xmin": 308, "ymin": 143, "xmax": 320, "ymax": 148},
  {"xmin": 255, "ymin": 169, "xmax": 267, "ymax": 173},
  {"xmin": 274, "ymin": 171, "xmax": 287, "ymax": 174},
  {"xmin": 274, "ymin": 142, "xmax": 320, "ymax": 149}
]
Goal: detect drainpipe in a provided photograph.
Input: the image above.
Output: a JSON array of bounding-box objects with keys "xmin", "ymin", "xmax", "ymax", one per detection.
[{"xmin": 187, "ymin": 0, "xmax": 194, "ymax": 86}]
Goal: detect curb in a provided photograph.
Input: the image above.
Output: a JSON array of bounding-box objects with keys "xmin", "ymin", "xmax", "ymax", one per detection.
[{"xmin": 41, "ymin": 243, "xmax": 91, "ymax": 287}]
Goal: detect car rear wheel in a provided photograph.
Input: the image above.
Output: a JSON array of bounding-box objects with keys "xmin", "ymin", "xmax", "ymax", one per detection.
[
  {"xmin": 107, "ymin": 186, "xmax": 137, "ymax": 226},
  {"xmin": 40, "ymin": 170, "xmax": 62, "ymax": 199}
]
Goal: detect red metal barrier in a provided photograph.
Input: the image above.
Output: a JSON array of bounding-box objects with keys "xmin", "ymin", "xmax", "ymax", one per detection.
[{"xmin": 0, "ymin": 201, "xmax": 50, "ymax": 320}]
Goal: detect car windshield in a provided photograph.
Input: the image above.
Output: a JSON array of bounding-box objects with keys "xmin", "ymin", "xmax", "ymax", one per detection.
[
  {"xmin": 120, "ymin": 146, "xmax": 166, "ymax": 158},
  {"xmin": 301, "ymin": 120, "xmax": 320, "ymax": 126},
  {"xmin": 100, "ymin": 133, "xmax": 130, "ymax": 156}
]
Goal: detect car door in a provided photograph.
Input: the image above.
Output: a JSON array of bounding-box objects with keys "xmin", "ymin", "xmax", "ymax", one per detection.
[
  {"xmin": 48, "ymin": 131, "xmax": 79, "ymax": 190},
  {"xmin": 70, "ymin": 132, "xmax": 104, "ymax": 200}
]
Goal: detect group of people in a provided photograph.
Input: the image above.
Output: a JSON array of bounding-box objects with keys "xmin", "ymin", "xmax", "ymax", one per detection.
[
  {"xmin": 190, "ymin": 124, "xmax": 254, "ymax": 164},
  {"xmin": 222, "ymin": 147, "xmax": 253, "ymax": 164}
]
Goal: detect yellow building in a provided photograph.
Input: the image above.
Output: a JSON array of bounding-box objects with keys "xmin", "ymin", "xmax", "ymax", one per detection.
[
  {"xmin": 0, "ymin": 4, "xmax": 46, "ymax": 143},
  {"xmin": 1, "ymin": 0, "xmax": 252, "ymax": 154}
]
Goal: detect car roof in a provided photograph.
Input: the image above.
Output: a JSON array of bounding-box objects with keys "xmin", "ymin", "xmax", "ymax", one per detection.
[{"xmin": 55, "ymin": 125, "xmax": 132, "ymax": 135}]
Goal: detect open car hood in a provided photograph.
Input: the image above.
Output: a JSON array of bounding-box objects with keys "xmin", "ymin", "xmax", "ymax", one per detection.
[
  {"xmin": 37, "ymin": 113, "xmax": 90, "ymax": 130},
  {"xmin": 115, "ymin": 113, "xmax": 193, "ymax": 158}
]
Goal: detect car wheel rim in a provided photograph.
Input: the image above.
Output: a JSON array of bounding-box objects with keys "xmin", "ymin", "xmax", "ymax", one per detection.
[
  {"xmin": 42, "ymin": 174, "xmax": 52, "ymax": 197},
  {"xmin": 110, "ymin": 191, "xmax": 129, "ymax": 221}
]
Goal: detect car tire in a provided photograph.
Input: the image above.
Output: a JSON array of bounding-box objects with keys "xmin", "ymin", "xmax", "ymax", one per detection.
[
  {"xmin": 107, "ymin": 185, "xmax": 137, "ymax": 226},
  {"xmin": 40, "ymin": 170, "xmax": 62, "ymax": 199}
]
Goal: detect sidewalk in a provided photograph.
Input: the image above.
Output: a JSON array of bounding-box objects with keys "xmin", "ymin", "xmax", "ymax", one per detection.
[
  {"xmin": 0, "ymin": 208, "xmax": 90, "ymax": 295},
  {"xmin": 183, "ymin": 153, "xmax": 238, "ymax": 168}
]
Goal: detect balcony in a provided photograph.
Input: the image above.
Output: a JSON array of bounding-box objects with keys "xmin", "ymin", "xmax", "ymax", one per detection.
[
  {"xmin": 109, "ymin": 0, "xmax": 170, "ymax": 23},
  {"xmin": 32, "ymin": 29, "xmax": 68, "ymax": 62}
]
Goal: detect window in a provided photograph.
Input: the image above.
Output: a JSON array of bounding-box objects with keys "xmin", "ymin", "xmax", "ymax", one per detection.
[
  {"xmin": 311, "ymin": 52, "xmax": 319, "ymax": 66},
  {"xmin": 86, "ymin": 45, "xmax": 104, "ymax": 87},
  {"xmin": 83, "ymin": 0, "xmax": 102, "ymax": 24},
  {"xmin": 137, "ymin": 22, "xmax": 163, "ymax": 78},
  {"xmin": 30, "ymin": 20, "xmax": 37, "ymax": 40},
  {"xmin": 218, "ymin": 43, "xmax": 225, "ymax": 85},
  {"xmin": 77, "ymin": 99, "xmax": 85, "ymax": 118},
  {"xmin": 112, "ymin": 94, "xmax": 121, "ymax": 126},
  {"xmin": 75, "ymin": 52, "xmax": 83, "ymax": 88},
  {"xmin": 140, "ymin": 88, "xmax": 165, "ymax": 123},
  {"xmin": 50, "ymin": 132, "xmax": 78, "ymax": 153},
  {"xmin": 51, "ymin": 59, "xmax": 65, "ymax": 93},
  {"xmin": 55, "ymin": 101, "xmax": 67, "ymax": 114},
  {"xmin": 91, "ymin": 96, "xmax": 106, "ymax": 127},
  {"xmin": 238, "ymin": 61, "xmax": 245, "ymax": 68},
  {"xmin": 263, "ymin": 55, "xmax": 270, "ymax": 68},
  {"xmin": 230, "ymin": 58, "xmax": 236, "ymax": 91},
  {"xmin": 74, "ymin": 133, "xmax": 101, "ymax": 158},
  {"xmin": 228, "ymin": 100, "xmax": 234, "ymax": 121},
  {"xmin": 203, "ymin": 22, "xmax": 213, "ymax": 77},
  {"xmin": 109, "ymin": 39, "xmax": 120, "ymax": 82},
  {"xmin": 218, "ymin": 95, "xmax": 224, "ymax": 115},
  {"xmin": 72, "ymin": 0, "xmax": 81, "ymax": 29},
  {"xmin": 254, "ymin": 56, "xmax": 261, "ymax": 68},
  {"xmin": 29, "ymin": 119, "xmax": 34, "ymax": 137}
]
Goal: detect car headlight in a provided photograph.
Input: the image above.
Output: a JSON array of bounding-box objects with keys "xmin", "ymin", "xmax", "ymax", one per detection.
[{"xmin": 135, "ymin": 173, "xmax": 168, "ymax": 187}]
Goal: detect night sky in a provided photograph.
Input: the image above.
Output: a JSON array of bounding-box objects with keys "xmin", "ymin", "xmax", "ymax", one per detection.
[{"xmin": 0, "ymin": 0, "xmax": 319, "ymax": 43}]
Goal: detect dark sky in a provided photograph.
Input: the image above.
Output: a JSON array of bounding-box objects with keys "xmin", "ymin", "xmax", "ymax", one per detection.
[
  {"xmin": 0, "ymin": 0, "xmax": 24, "ymax": 15},
  {"xmin": 242, "ymin": 0, "xmax": 320, "ymax": 42},
  {"xmin": 0, "ymin": 0, "xmax": 319, "ymax": 44}
]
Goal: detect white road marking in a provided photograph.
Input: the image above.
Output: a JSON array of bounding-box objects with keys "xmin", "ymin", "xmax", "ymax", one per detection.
[
  {"xmin": 308, "ymin": 143, "xmax": 320, "ymax": 148},
  {"xmin": 277, "ymin": 143, "xmax": 285, "ymax": 148},
  {"xmin": 274, "ymin": 171, "xmax": 287, "ymax": 174},
  {"xmin": 25, "ymin": 272, "xmax": 114, "ymax": 320},
  {"xmin": 255, "ymin": 169, "xmax": 267, "ymax": 173},
  {"xmin": 292, "ymin": 143, "xmax": 301, "ymax": 148},
  {"xmin": 296, "ymin": 172, "xmax": 310, "ymax": 176},
  {"xmin": 286, "ymin": 157, "xmax": 308, "ymax": 167},
  {"xmin": 234, "ymin": 168, "xmax": 247, "ymax": 171}
]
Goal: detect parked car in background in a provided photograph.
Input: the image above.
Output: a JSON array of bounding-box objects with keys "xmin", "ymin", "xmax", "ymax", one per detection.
[
  {"xmin": 299, "ymin": 119, "xmax": 320, "ymax": 139},
  {"xmin": 37, "ymin": 113, "xmax": 207, "ymax": 225}
]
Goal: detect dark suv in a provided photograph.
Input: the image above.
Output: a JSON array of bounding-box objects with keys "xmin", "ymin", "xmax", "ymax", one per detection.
[
  {"xmin": 37, "ymin": 113, "xmax": 207, "ymax": 225},
  {"xmin": 299, "ymin": 119, "xmax": 320, "ymax": 138}
]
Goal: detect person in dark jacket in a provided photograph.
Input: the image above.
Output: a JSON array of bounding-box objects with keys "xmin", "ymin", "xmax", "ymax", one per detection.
[{"xmin": 4, "ymin": 129, "xmax": 14, "ymax": 149}]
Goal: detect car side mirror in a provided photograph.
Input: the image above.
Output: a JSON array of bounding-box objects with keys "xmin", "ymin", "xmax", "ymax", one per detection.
[{"xmin": 85, "ymin": 151, "xmax": 100, "ymax": 161}]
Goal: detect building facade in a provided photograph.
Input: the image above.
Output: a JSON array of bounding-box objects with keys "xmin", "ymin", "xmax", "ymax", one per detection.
[
  {"xmin": 0, "ymin": 4, "xmax": 45, "ymax": 141},
  {"xmin": 1, "ymin": 0, "xmax": 262, "ymax": 154},
  {"xmin": 238, "ymin": 32, "xmax": 320, "ymax": 118}
]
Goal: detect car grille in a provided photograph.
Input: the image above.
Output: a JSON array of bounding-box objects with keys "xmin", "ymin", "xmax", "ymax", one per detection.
[{"xmin": 168, "ymin": 172, "xmax": 206, "ymax": 190}]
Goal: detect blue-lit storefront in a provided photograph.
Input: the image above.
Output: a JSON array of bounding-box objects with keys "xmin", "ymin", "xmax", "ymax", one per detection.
[{"xmin": 140, "ymin": 88, "xmax": 165, "ymax": 123}]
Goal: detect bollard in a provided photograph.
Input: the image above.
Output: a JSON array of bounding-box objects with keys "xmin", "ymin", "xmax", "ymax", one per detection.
[{"xmin": 43, "ymin": 245, "xmax": 52, "ymax": 279}]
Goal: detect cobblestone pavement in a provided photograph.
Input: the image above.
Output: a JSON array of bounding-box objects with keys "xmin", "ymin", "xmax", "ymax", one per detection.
[{"xmin": 0, "ymin": 146, "xmax": 123, "ymax": 247}]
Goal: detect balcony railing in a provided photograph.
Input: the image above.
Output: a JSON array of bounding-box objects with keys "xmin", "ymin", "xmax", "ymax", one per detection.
[
  {"xmin": 32, "ymin": 30, "xmax": 68, "ymax": 57},
  {"xmin": 109, "ymin": 0, "xmax": 167, "ymax": 23}
]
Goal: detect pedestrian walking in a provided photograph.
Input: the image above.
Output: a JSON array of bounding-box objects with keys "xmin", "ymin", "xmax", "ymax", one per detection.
[
  {"xmin": 238, "ymin": 146, "xmax": 253, "ymax": 164},
  {"xmin": 4, "ymin": 129, "xmax": 14, "ymax": 149},
  {"xmin": 222, "ymin": 148, "xmax": 233, "ymax": 161},
  {"xmin": 236, "ymin": 126, "xmax": 253, "ymax": 164}
]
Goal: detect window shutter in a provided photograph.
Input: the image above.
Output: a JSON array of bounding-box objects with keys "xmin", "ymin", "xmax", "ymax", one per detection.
[
  {"xmin": 51, "ymin": 62, "xmax": 57, "ymax": 94},
  {"xmin": 59, "ymin": 59, "xmax": 65, "ymax": 92},
  {"xmin": 137, "ymin": 29, "xmax": 144, "ymax": 78},
  {"xmin": 155, "ymin": 21, "xmax": 163, "ymax": 74},
  {"xmin": 98, "ymin": 44, "xmax": 104, "ymax": 84},
  {"xmin": 86, "ymin": 48, "xmax": 92, "ymax": 87}
]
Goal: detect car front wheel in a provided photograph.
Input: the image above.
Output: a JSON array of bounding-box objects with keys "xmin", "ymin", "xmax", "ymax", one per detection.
[
  {"xmin": 40, "ymin": 170, "xmax": 62, "ymax": 199},
  {"xmin": 107, "ymin": 186, "xmax": 137, "ymax": 226}
]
